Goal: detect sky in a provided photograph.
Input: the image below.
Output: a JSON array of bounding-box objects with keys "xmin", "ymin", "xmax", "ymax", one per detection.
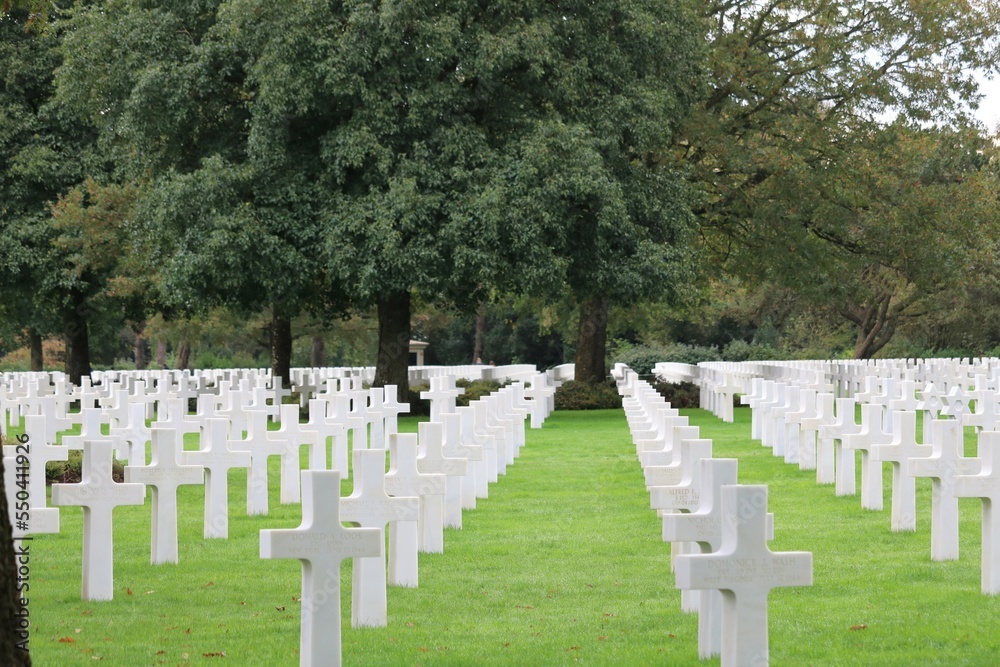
[{"xmin": 974, "ymin": 71, "xmax": 1000, "ymax": 132}]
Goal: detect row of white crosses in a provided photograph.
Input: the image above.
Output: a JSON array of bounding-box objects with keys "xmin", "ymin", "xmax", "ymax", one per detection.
[
  {"xmin": 259, "ymin": 374, "xmax": 551, "ymax": 667},
  {"xmin": 0, "ymin": 368, "xmax": 457, "ymax": 594},
  {"xmin": 613, "ymin": 363, "xmax": 812, "ymax": 667},
  {"xmin": 683, "ymin": 357, "xmax": 1000, "ymax": 596},
  {"xmin": 0, "ymin": 366, "xmax": 553, "ymax": 659}
]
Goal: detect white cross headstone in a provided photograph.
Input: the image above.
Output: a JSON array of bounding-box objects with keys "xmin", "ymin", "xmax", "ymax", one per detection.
[
  {"xmin": 650, "ymin": 439, "xmax": 713, "ymax": 514},
  {"xmin": 110, "ymin": 402, "xmax": 151, "ymax": 465},
  {"xmin": 340, "ymin": 448, "xmax": 419, "ymax": 627},
  {"xmin": 324, "ymin": 393, "xmax": 358, "ymax": 478},
  {"xmin": 661, "ymin": 458, "xmax": 738, "ymax": 659},
  {"xmin": 819, "ymin": 398, "xmax": 860, "ymax": 497},
  {"xmin": 125, "ymin": 428, "xmax": 204, "ymax": 564},
  {"xmin": 954, "ymin": 431, "xmax": 1000, "ymax": 593},
  {"xmin": 260, "ymin": 470, "xmax": 381, "ymax": 667},
  {"xmin": 364, "ymin": 387, "xmax": 387, "ymax": 450},
  {"xmin": 869, "ymin": 410, "xmax": 931, "ymax": 532},
  {"xmin": 380, "ymin": 384, "xmax": 409, "ymax": 440},
  {"xmin": 51, "ymin": 440, "xmax": 145, "ymax": 600},
  {"xmin": 301, "ymin": 398, "xmax": 340, "ymax": 471},
  {"xmin": 416, "ymin": 421, "xmax": 467, "ymax": 529},
  {"xmin": 674, "ymin": 485, "xmax": 812, "ymax": 667},
  {"xmin": 268, "ymin": 404, "xmax": 321, "ymax": 505},
  {"xmin": 182, "ymin": 418, "xmax": 252, "ymax": 538},
  {"xmin": 841, "ymin": 403, "xmax": 890, "ymax": 511},
  {"xmin": 230, "ymin": 409, "xmax": 283, "ymax": 516},
  {"xmin": 458, "ymin": 405, "xmax": 493, "ymax": 499},
  {"xmin": 441, "ymin": 412, "xmax": 482, "ymax": 510},
  {"xmin": 799, "ymin": 393, "xmax": 836, "ymax": 485},
  {"xmin": 909, "ymin": 419, "xmax": 980, "ymax": 561},
  {"xmin": 384, "ymin": 433, "xmax": 445, "ymax": 581}
]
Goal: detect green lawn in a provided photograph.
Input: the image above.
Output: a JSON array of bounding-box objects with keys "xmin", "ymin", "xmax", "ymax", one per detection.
[{"xmin": 17, "ymin": 406, "xmax": 1000, "ymax": 665}]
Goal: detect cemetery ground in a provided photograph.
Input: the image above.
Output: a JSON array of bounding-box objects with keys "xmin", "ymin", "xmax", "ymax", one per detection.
[{"xmin": 17, "ymin": 407, "xmax": 1000, "ymax": 665}]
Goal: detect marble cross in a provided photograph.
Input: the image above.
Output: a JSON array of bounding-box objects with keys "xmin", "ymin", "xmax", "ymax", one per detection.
[
  {"xmin": 385, "ymin": 433, "xmax": 445, "ymax": 577},
  {"xmin": 182, "ymin": 418, "xmax": 251, "ymax": 538},
  {"xmin": 954, "ymin": 431, "xmax": 1000, "ymax": 594},
  {"xmin": 909, "ymin": 419, "xmax": 980, "ymax": 561},
  {"xmin": 51, "ymin": 440, "xmax": 146, "ymax": 600},
  {"xmin": 340, "ymin": 448, "xmax": 419, "ymax": 627},
  {"xmin": 125, "ymin": 428, "xmax": 204, "ymax": 564},
  {"xmin": 260, "ymin": 470, "xmax": 381, "ymax": 667},
  {"xmin": 674, "ymin": 485, "xmax": 812, "ymax": 667}
]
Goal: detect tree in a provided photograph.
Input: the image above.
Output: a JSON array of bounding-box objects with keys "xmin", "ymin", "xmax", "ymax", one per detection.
[
  {"xmin": 476, "ymin": 0, "xmax": 706, "ymax": 383},
  {"xmin": 0, "ymin": 3, "xmax": 129, "ymax": 384},
  {"xmin": 685, "ymin": 0, "xmax": 1000, "ymax": 355},
  {"xmin": 54, "ymin": 0, "xmax": 346, "ymax": 385}
]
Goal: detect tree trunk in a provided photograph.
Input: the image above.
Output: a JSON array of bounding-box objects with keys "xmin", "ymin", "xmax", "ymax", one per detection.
[
  {"xmin": 374, "ymin": 290, "xmax": 411, "ymax": 404},
  {"xmin": 844, "ymin": 292, "xmax": 908, "ymax": 360},
  {"xmin": 574, "ymin": 295, "xmax": 609, "ymax": 385},
  {"xmin": 175, "ymin": 340, "xmax": 191, "ymax": 370},
  {"xmin": 310, "ymin": 334, "xmax": 325, "ymax": 368},
  {"xmin": 133, "ymin": 324, "xmax": 148, "ymax": 370},
  {"xmin": 155, "ymin": 340, "xmax": 167, "ymax": 369},
  {"xmin": 473, "ymin": 305, "xmax": 486, "ymax": 364},
  {"xmin": 270, "ymin": 311, "xmax": 292, "ymax": 387},
  {"xmin": 27, "ymin": 329, "xmax": 42, "ymax": 373},
  {"xmin": 63, "ymin": 297, "xmax": 91, "ymax": 386},
  {"xmin": 0, "ymin": 457, "xmax": 31, "ymax": 666}
]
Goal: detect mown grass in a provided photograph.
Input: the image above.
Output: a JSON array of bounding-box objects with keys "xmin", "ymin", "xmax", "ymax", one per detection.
[{"xmin": 15, "ymin": 406, "xmax": 1000, "ymax": 665}]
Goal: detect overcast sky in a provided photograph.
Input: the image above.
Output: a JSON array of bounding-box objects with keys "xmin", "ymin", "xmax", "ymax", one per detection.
[{"xmin": 974, "ymin": 71, "xmax": 1000, "ymax": 131}]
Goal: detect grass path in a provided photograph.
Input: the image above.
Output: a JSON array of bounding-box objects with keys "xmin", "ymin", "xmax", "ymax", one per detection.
[{"xmin": 22, "ymin": 405, "xmax": 1000, "ymax": 665}]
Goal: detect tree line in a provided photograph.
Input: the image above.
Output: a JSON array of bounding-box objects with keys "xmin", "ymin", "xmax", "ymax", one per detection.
[{"xmin": 3, "ymin": 0, "xmax": 1000, "ymax": 395}]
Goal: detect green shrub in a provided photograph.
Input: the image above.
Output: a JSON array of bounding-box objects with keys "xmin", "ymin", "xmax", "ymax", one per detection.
[
  {"xmin": 554, "ymin": 380, "xmax": 621, "ymax": 410},
  {"xmin": 406, "ymin": 378, "xmax": 506, "ymax": 417},
  {"xmin": 721, "ymin": 340, "xmax": 788, "ymax": 362},
  {"xmin": 651, "ymin": 380, "xmax": 701, "ymax": 408},
  {"xmin": 407, "ymin": 384, "xmax": 430, "ymax": 417},
  {"xmin": 659, "ymin": 343, "xmax": 722, "ymax": 365},
  {"xmin": 455, "ymin": 378, "xmax": 505, "ymax": 406},
  {"xmin": 46, "ymin": 450, "xmax": 125, "ymax": 484},
  {"xmin": 613, "ymin": 344, "xmax": 671, "ymax": 376}
]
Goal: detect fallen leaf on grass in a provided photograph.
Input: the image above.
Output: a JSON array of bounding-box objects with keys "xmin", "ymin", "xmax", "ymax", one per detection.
[
  {"xmin": 405, "ymin": 622, "xmax": 415, "ymax": 628},
  {"xmin": 667, "ymin": 633, "xmax": 676, "ymax": 639},
  {"xmin": 145, "ymin": 590, "xmax": 155, "ymax": 595},
  {"xmin": 515, "ymin": 605, "xmax": 534, "ymax": 609},
  {"xmin": 418, "ymin": 647, "xmax": 429, "ymax": 653},
  {"xmin": 156, "ymin": 651, "xmax": 166, "ymax": 655},
  {"xmin": 126, "ymin": 588, "xmax": 133, "ymax": 596},
  {"xmin": 202, "ymin": 582, "xmax": 215, "ymax": 588},
  {"xmin": 81, "ymin": 610, "xmax": 93, "ymax": 616},
  {"xmin": 291, "ymin": 596, "xmax": 301, "ymax": 602},
  {"xmin": 75, "ymin": 628, "xmax": 82, "ymax": 633},
  {"xmin": 603, "ymin": 613, "xmax": 617, "ymax": 617},
  {"xmin": 566, "ymin": 646, "xmax": 580, "ymax": 651},
  {"xmin": 186, "ymin": 628, "xmax": 191, "ymax": 635},
  {"xmin": 203, "ymin": 651, "xmax": 226, "ymax": 657},
  {"xmin": 275, "ymin": 606, "xmax": 286, "ymax": 612},
  {"xmin": 598, "ymin": 636, "xmax": 608, "ymax": 641},
  {"xmin": 850, "ymin": 624, "xmax": 868, "ymax": 631},
  {"xmin": 58, "ymin": 637, "xmax": 76, "ymax": 643}
]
